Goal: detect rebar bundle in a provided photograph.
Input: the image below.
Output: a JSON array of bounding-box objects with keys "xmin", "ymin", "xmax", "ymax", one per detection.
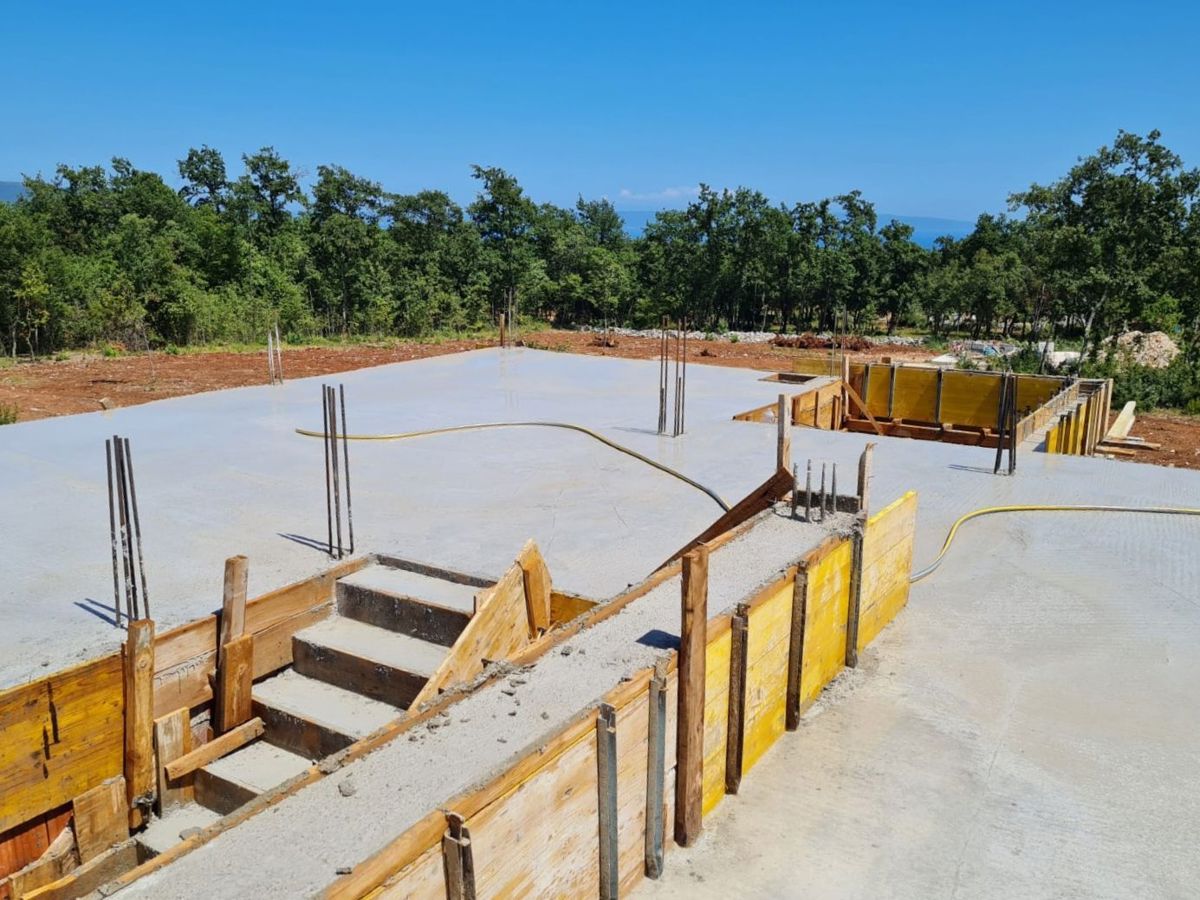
[
  {"xmin": 105, "ymin": 435, "xmax": 150, "ymax": 626},
  {"xmin": 322, "ymin": 383, "xmax": 355, "ymax": 558}
]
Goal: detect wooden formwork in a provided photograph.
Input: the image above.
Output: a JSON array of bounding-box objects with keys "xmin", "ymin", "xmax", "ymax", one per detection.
[{"xmin": 330, "ymin": 491, "xmax": 920, "ymax": 899}]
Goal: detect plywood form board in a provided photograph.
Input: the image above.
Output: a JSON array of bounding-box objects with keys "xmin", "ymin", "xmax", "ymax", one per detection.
[
  {"xmin": 857, "ymin": 492, "xmax": 918, "ymax": 650},
  {"xmin": 411, "ymin": 564, "xmax": 530, "ymax": 709},
  {"xmin": 0, "ymin": 653, "xmax": 125, "ymax": 836},
  {"xmin": 700, "ymin": 620, "xmax": 732, "ymax": 817},
  {"xmin": 71, "ymin": 778, "xmax": 127, "ymax": 864},
  {"xmin": 741, "ymin": 579, "xmax": 792, "ymax": 774},
  {"xmin": 372, "ymin": 844, "xmax": 445, "ymax": 900},
  {"xmin": 799, "ymin": 541, "xmax": 853, "ymax": 706},
  {"xmin": 891, "ymin": 366, "xmax": 939, "ymax": 422}
]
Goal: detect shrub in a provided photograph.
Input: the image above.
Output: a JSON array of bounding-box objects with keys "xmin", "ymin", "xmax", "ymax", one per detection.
[{"xmin": 0, "ymin": 404, "xmax": 18, "ymax": 425}]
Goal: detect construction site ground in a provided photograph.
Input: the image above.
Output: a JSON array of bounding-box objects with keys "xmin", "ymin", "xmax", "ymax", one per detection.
[{"xmin": 3, "ymin": 331, "xmax": 1196, "ymax": 468}]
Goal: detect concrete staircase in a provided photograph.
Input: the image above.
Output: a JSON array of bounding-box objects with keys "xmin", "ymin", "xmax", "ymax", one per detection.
[{"xmin": 136, "ymin": 559, "xmax": 487, "ymax": 860}]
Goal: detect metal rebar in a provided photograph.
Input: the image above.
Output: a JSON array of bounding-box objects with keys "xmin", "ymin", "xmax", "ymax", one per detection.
[
  {"xmin": 122, "ymin": 438, "xmax": 150, "ymax": 620},
  {"xmin": 275, "ymin": 324, "xmax": 284, "ymax": 382},
  {"xmin": 112, "ymin": 436, "xmax": 138, "ymax": 621},
  {"xmin": 818, "ymin": 463, "xmax": 827, "ymax": 523},
  {"xmin": 339, "ymin": 384, "xmax": 354, "ymax": 555},
  {"xmin": 267, "ymin": 332, "xmax": 276, "ymax": 383},
  {"xmin": 830, "ymin": 463, "xmax": 838, "ymax": 516},
  {"xmin": 322, "ymin": 386, "xmax": 333, "ymax": 555},
  {"xmin": 791, "ymin": 463, "xmax": 800, "ymax": 517},
  {"xmin": 105, "ymin": 440, "xmax": 121, "ymax": 627},
  {"xmin": 327, "ymin": 386, "xmax": 344, "ymax": 558},
  {"xmin": 680, "ymin": 319, "xmax": 687, "ymax": 433},
  {"xmin": 805, "ymin": 460, "xmax": 813, "ymax": 522}
]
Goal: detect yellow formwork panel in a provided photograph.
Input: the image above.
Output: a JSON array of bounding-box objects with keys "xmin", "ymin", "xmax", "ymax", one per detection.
[
  {"xmin": 1015, "ymin": 375, "xmax": 1063, "ymax": 413},
  {"xmin": 701, "ymin": 625, "xmax": 731, "ymax": 816},
  {"xmin": 891, "ymin": 367, "xmax": 939, "ymax": 421},
  {"xmin": 857, "ymin": 491, "xmax": 918, "ymax": 650},
  {"xmin": 742, "ymin": 579, "xmax": 792, "ymax": 774},
  {"xmin": 799, "ymin": 540, "xmax": 852, "ymax": 705},
  {"xmin": 939, "ymin": 371, "xmax": 1002, "ymax": 427},
  {"xmin": 864, "ymin": 364, "xmax": 893, "ymax": 417}
]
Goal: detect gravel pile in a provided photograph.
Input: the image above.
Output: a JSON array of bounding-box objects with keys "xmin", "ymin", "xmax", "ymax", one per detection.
[
  {"xmin": 1105, "ymin": 331, "xmax": 1181, "ymax": 368},
  {"xmin": 580, "ymin": 326, "xmax": 926, "ymax": 347}
]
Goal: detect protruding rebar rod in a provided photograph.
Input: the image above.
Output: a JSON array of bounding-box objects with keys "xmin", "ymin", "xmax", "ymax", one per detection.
[
  {"xmin": 105, "ymin": 440, "xmax": 121, "ymax": 627},
  {"xmin": 322, "ymin": 386, "xmax": 333, "ymax": 556},
  {"xmin": 275, "ymin": 324, "xmax": 284, "ymax": 383},
  {"xmin": 113, "ymin": 435, "xmax": 138, "ymax": 621},
  {"xmin": 680, "ymin": 318, "xmax": 688, "ymax": 433},
  {"xmin": 327, "ymin": 385, "xmax": 344, "ymax": 559},
  {"xmin": 339, "ymin": 384, "xmax": 354, "ymax": 555},
  {"xmin": 818, "ymin": 463, "xmax": 827, "ymax": 523},
  {"xmin": 267, "ymin": 332, "xmax": 276, "ymax": 384},
  {"xmin": 791, "ymin": 463, "xmax": 800, "ymax": 517},
  {"xmin": 830, "ymin": 463, "xmax": 838, "ymax": 517},
  {"xmin": 122, "ymin": 437, "xmax": 150, "ymax": 620},
  {"xmin": 805, "ymin": 460, "xmax": 813, "ymax": 522}
]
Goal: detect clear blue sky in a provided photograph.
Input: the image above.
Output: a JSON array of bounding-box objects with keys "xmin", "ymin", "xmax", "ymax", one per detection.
[{"xmin": 3, "ymin": 1, "xmax": 1198, "ymax": 221}]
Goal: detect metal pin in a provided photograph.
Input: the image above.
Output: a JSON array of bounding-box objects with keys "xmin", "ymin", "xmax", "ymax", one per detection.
[
  {"xmin": 105, "ymin": 440, "xmax": 121, "ymax": 627},
  {"xmin": 267, "ymin": 332, "xmax": 276, "ymax": 383},
  {"xmin": 830, "ymin": 463, "xmax": 838, "ymax": 517},
  {"xmin": 327, "ymin": 386, "xmax": 343, "ymax": 559},
  {"xmin": 339, "ymin": 384, "xmax": 354, "ymax": 555},
  {"xmin": 122, "ymin": 438, "xmax": 150, "ymax": 620},
  {"xmin": 805, "ymin": 460, "xmax": 813, "ymax": 522},
  {"xmin": 322, "ymin": 386, "xmax": 333, "ymax": 555},
  {"xmin": 275, "ymin": 324, "xmax": 284, "ymax": 383},
  {"xmin": 791, "ymin": 463, "xmax": 800, "ymax": 517},
  {"xmin": 818, "ymin": 463, "xmax": 827, "ymax": 523}
]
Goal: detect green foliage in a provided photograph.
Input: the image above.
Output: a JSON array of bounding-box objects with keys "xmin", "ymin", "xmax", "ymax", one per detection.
[
  {"xmin": 0, "ymin": 131, "xmax": 1195, "ymax": 361},
  {"xmin": 0, "ymin": 403, "xmax": 17, "ymax": 425},
  {"xmin": 1082, "ymin": 353, "xmax": 1200, "ymax": 413}
]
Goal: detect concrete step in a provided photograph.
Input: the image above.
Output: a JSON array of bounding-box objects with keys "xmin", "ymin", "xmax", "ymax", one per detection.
[
  {"xmin": 136, "ymin": 803, "xmax": 222, "ymax": 860},
  {"xmin": 292, "ymin": 617, "xmax": 446, "ymax": 708},
  {"xmin": 252, "ymin": 668, "xmax": 403, "ymax": 759},
  {"xmin": 336, "ymin": 563, "xmax": 477, "ymax": 646},
  {"xmin": 194, "ymin": 740, "xmax": 312, "ymax": 815}
]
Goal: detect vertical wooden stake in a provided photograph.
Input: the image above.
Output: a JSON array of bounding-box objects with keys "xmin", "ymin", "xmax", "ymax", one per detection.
[
  {"xmin": 596, "ymin": 703, "xmax": 619, "ymax": 900},
  {"xmin": 856, "ymin": 442, "xmax": 875, "ymax": 515},
  {"xmin": 498, "ymin": 312, "xmax": 507, "ymax": 348},
  {"xmin": 844, "ymin": 514, "xmax": 868, "ymax": 668},
  {"xmin": 218, "ymin": 555, "xmax": 248, "ymax": 668},
  {"xmin": 215, "ymin": 634, "xmax": 254, "ymax": 734},
  {"xmin": 840, "ymin": 356, "xmax": 851, "ymax": 429},
  {"xmin": 442, "ymin": 811, "xmax": 477, "ymax": 900},
  {"xmin": 516, "ymin": 540, "xmax": 552, "ymax": 636},
  {"xmin": 785, "ymin": 568, "xmax": 809, "ymax": 731},
  {"xmin": 123, "ymin": 619, "xmax": 155, "ymax": 827},
  {"xmin": 155, "ymin": 706, "xmax": 193, "ymax": 814},
  {"xmin": 674, "ymin": 544, "xmax": 708, "ymax": 848},
  {"xmin": 725, "ymin": 604, "xmax": 749, "ymax": 795},
  {"xmin": 776, "ymin": 394, "xmax": 791, "ymax": 473},
  {"xmin": 645, "ymin": 660, "xmax": 668, "ymax": 879}
]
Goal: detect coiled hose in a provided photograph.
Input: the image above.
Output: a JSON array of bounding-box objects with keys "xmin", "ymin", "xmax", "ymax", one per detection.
[
  {"xmin": 911, "ymin": 503, "xmax": 1200, "ymax": 583},
  {"xmin": 295, "ymin": 421, "xmax": 731, "ymax": 512}
]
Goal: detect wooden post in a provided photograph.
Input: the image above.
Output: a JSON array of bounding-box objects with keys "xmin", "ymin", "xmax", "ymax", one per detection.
[
  {"xmin": 154, "ymin": 706, "xmax": 193, "ymax": 814},
  {"xmin": 215, "ymin": 634, "xmax": 254, "ymax": 734},
  {"xmin": 887, "ymin": 364, "xmax": 897, "ymax": 419},
  {"xmin": 516, "ymin": 540, "xmax": 552, "ymax": 636},
  {"xmin": 840, "ymin": 355, "xmax": 851, "ymax": 429},
  {"xmin": 724, "ymin": 604, "xmax": 749, "ymax": 795},
  {"xmin": 123, "ymin": 619, "xmax": 155, "ymax": 827},
  {"xmin": 442, "ymin": 812, "xmax": 476, "ymax": 900},
  {"xmin": 218, "ymin": 556, "xmax": 248, "ymax": 666},
  {"xmin": 596, "ymin": 703, "xmax": 619, "ymax": 900},
  {"xmin": 776, "ymin": 394, "xmax": 791, "ymax": 473},
  {"xmin": 785, "ymin": 568, "xmax": 809, "ymax": 731},
  {"xmin": 644, "ymin": 660, "xmax": 668, "ymax": 879},
  {"xmin": 856, "ymin": 442, "xmax": 875, "ymax": 515},
  {"xmin": 844, "ymin": 514, "xmax": 868, "ymax": 668},
  {"xmin": 674, "ymin": 544, "xmax": 708, "ymax": 847}
]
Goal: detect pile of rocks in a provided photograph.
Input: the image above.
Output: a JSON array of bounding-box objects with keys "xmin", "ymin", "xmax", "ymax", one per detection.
[{"xmin": 1105, "ymin": 330, "xmax": 1180, "ymax": 368}]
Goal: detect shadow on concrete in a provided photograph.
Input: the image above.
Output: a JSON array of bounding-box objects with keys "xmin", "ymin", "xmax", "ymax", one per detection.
[
  {"xmin": 75, "ymin": 598, "xmax": 123, "ymax": 627},
  {"xmin": 278, "ymin": 532, "xmax": 334, "ymax": 555},
  {"xmin": 636, "ymin": 628, "xmax": 680, "ymax": 651}
]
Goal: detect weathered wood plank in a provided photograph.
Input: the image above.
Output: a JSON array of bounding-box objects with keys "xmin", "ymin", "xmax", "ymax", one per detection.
[
  {"xmin": 164, "ymin": 718, "xmax": 264, "ymax": 782},
  {"xmin": 123, "ymin": 620, "xmax": 155, "ymax": 826},
  {"xmin": 516, "ymin": 540, "xmax": 552, "ymax": 636},
  {"xmin": 215, "ymin": 634, "xmax": 253, "ymax": 734},
  {"xmin": 153, "ymin": 708, "xmax": 192, "ymax": 814},
  {"xmin": 72, "ymin": 778, "xmax": 127, "ymax": 863},
  {"xmin": 675, "ymin": 545, "xmax": 708, "ymax": 847}
]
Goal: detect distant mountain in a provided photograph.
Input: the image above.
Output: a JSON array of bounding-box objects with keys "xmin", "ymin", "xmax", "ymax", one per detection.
[
  {"xmin": 0, "ymin": 181, "xmax": 25, "ymax": 203},
  {"xmin": 617, "ymin": 208, "xmax": 974, "ymax": 248}
]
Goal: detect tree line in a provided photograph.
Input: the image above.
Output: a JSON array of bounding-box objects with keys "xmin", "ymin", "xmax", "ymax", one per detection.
[{"xmin": 0, "ymin": 130, "xmax": 1196, "ymax": 362}]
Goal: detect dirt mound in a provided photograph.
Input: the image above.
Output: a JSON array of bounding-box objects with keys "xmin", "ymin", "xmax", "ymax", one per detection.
[
  {"xmin": 772, "ymin": 333, "xmax": 873, "ymax": 351},
  {"xmin": 1106, "ymin": 331, "xmax": 1180, "ymax": 368}
]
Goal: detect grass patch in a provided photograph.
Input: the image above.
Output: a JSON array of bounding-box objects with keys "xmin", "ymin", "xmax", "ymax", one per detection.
[{"xmin": 0, "ymin": 403, "xmax": 18, "ymax": 425}]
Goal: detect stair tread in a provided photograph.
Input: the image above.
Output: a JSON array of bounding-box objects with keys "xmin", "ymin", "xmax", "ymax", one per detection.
[
  {"xmin": 253, "ymin": 668, "xmax": 401, "ymax": 739},
  {"xmin": 339, "ymin": 564, "xmax": 479, "ymax": 614},
  {"xmin": 294, "ymin": 617, "xmax": 447, "ymax": 677},
  {"xmin": 201, "ymin": 740, "xmax": 312, "ymax": 792},
  {"xmin": 138, "ymin": 804, "xmax": 221, "ymax": 856}
]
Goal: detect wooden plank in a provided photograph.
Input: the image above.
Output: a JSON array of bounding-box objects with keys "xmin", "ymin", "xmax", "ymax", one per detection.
[
  {"xmin": 644, "ymin": 663, "xmax": 667, "ymax": 879},
  {"xmin": 22, "ymin": 841, "xmax": 138, "ymax": 900},
  {"xmin": 153, "ymin": 708, "xmax": 192, "ymax": 814},
  {"xmin": 516, "ymin": 540, "xmax": 552, "ymax": 636},
  {"xmin": 218, "ymin": 556, "xmax": 249, "ymax": 665},
  {"xmin": 72, "ymin": 778, "xmax": 126, "ymax": 865},
  {"xmin": 4, "ymin": 824, "xmax": 76, "ymax": 898},
  {"xmin": 596, "ymin": 704, "xmax": 619, "ymax": 900},
  {"xmin": 843, "ymin": 382, "xmax": 885, "ymax": 436},
  {"xmin": 724, "ymin": 606, "xmax": 749, "ymax": 795},
  {"xmin": 214, "ymin": 634, "xmax": 254, "ymax": 734},
  {"xmin": 675, "ymin": 545, "xmax": 708, "ymax": 847},
  {"xmin": 844, "ymin": 516, "xmax": 867, "ymax": 668},
  {"xmin": 0, "ymin": 654, "xmax": 124, "ymax": 838},
  {"xmin": 441, "ymin": 812, "xmax": 476, "ymax": 900},
  {"xmin": 1106, "ymin": 400, "xmax": 1136, "ymax": 441},
  {"xmin": 776, "ymin": 394, "xmax": 791, "ymax": 471},
  {"xmin": 123, "ymin": 620, "xmax": 155, "ymax": 826},
  {"xmin": 799, "ymin": 540, "xmax": 853, "ymax": 706},
  {"xmin": 164, "ymin": 718, "xmax": 264, "ymax": 782},
  {"xmin": 785, "ymin": 570, "xmax": 808, "ymax": 731},
  {"xmin": 548, "ymin": 591, "xmax": 598, "ymax": 626},
  {"xmin": 410, "ymin": 564, "xmax": 531, "ymax": 709}
]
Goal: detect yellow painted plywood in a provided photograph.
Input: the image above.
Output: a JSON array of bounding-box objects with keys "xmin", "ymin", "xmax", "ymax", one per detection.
[
  {"xmin": 940, "ymin": 371, "xmax": 1002, "ymax": 427},
  {"xmin": 864, "ymin": 365, "xmax": 893, "ymax": 418},
  {"xmin": 701, "ymin": 627, "xmax": 731, "ymax": 816},
  {"xmin": 799, "ymin": 540, "xmax": 852, "ymax": 705},
  {"xmin": 742, "ymin": 581, "xmax": 791, "ymax": 773},
  {"xmin": 891, "ymin": 367, "xmax": 939, "ymax": 421}
]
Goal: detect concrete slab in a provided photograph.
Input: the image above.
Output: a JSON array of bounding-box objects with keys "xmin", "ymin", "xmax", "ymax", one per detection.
[
  {"xmin": 338, "ymin": 563, "xmax": 479, "ymax": 614},
  {"xmin": 294, "ymin": 617, "xmax": 446, "ymax": 676},
  {"xmin": 201, "ymin": 741, "xmax": 311, "ymax": 794},
  {"xmin": 136, "ymin": 805, "xmax": 222, "ymax": 858},
  {"xmin": 252, "ymin": 668, "xmax": 400, "ymax": 741},
  {"xmin": 0, "ymin": 348, "xmax": 813, "ymax": 687}
]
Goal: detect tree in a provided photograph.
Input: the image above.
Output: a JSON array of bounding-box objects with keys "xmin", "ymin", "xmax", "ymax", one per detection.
[
  {"xmin": 233, "ymin": 147, "xmax": 304, "ymax": 237},
  {"xmin": 178, "ymin": 146, "xmax": 229, "ymax": 211},
  {"xmin": 468, "ymin": 165, "xmax": 536, "ymax": 325}
]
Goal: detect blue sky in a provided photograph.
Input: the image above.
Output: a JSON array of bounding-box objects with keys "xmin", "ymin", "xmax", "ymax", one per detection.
[{"xmin": 3, "ymin": 1, "xmax": 1198, "ymax": 221}]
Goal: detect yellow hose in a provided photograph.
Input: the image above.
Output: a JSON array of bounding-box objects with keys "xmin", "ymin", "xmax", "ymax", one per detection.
[
  {"xmin": 295, "ymin": 421, "xmax": 732, "ymax": 511},
  {"xmin": 911, "ymin": 503, "xmax": 1200, "ymax": 583}
]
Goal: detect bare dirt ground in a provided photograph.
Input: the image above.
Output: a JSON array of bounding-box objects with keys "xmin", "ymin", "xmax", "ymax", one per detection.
[{"xmin": 2, "ymin": 330, "xmax": 1196, "ymax": 471}]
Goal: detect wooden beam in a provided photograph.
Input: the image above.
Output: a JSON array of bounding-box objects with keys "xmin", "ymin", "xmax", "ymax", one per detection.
[
  {"xmin": 516, "ymin": 540, "xmax": 551, "ymax": 637},
  {"xmin": 164, "ymin": 718, "xmax": 264, "ymax": 782},
  {"xmin": 785, "ymin": 569, "xmax": 809, "ymax": 732},
  {"xmin": 214, "ymin": 634, "xmax": 253, "ymax": 734},
  {"xmin": 674, "ymin": 544, "xmax": 708, "ymax": 847},
  {"xmin": 153, "ymin": 708, "xmax": 192, "ymax": 814},
  {"xmin": 776, "ymin": 394, "xmax": 791, "ymax": 472},
  {"xmin": 644, "ymin": 660, "xmax": 667, "ymax": 879},
  {"xmin": 123, "ymin": 620, "xmax": 155, "ymax": 827},
  {"xmin": 71, "ymin": 778, "xmax": 127, "ymax": 864},
  {"xmin": 856, "ymin": 442, "xmax": 875, "ymax": 515},
  {"xmin": 441, "ymin": 812, "xmax": 476, "ymax": 900},
  {"xmin": 843, "ymin": 382, "xmax": 885, "ymax": 436},
  {"xmin": 1105, "ymin": 400, "xmax": 1136, "ymax": 441},
  {"xmin": 724, "ymin": 604, "xmax": 749, "ymax": 795},
  {"xmin": 218, "ymin": 556, "xmax": 248, "ymax": 668},
  {"xmin": 596, "ymin": 703, "xmax": 618, "ymax": 900}
]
